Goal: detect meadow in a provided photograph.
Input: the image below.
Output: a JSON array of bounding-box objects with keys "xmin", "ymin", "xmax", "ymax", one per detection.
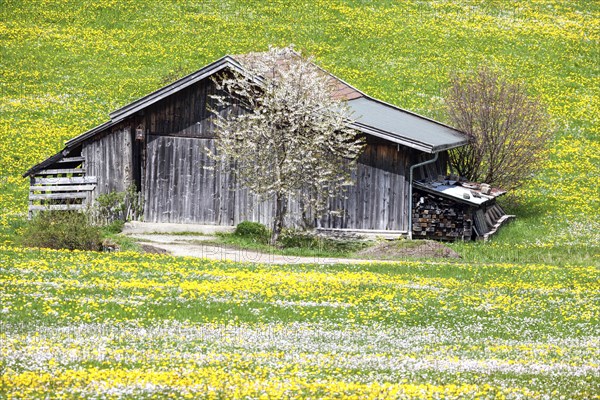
[
  {"xmin": 1, "ymin": 0, "xmax": 599, "ymax": 398},
  {"xmin": 1, "ymin": 0, "xmax": 599, "ymax": 249},
  {"xmin": 1, "ymin": 245, "xmax": 599, "ymax": 398}
]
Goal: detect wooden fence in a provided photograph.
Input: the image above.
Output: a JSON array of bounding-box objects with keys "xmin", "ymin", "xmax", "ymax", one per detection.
[{"xmin": 28, "ymin": 157, "xmax": 97, "ymax": 217}]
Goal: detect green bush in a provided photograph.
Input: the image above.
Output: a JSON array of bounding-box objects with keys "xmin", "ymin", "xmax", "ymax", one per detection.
[
  {"xmin": 102, "ymin": 219, "xmax": 125, "ymax": 235},
  {"xmin": 95, "ymin": 185, "xmax": 142, "ymax": 224},
  {"xmin": 19, "ymin": 211, "xmax": 102, "ymax": 251},
  {"xmin": 234, "ymin": 221, "xmax": 269, "ymax": 242}
]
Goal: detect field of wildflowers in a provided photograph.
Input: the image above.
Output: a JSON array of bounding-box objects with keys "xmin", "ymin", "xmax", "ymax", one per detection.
[
  {"xmin": 1, "ymin": 246, "xmax": 599, "ymax": 398},
  {"xmin": 1, "ymin": 1, "xmax": 599, "ymax": 398},
  {"xmin": 0, "ymin": 0, "xmax": 598, "ymax": 249}
]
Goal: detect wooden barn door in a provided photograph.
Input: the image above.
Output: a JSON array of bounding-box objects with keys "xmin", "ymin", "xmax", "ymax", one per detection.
[{"xmin": 143, "ymin": 135, "xmax": 235, "ymax": 224}]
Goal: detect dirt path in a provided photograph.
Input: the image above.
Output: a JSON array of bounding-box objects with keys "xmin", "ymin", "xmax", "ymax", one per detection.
[
  {"xmin": 125, "ymin": 228, "xmax": 460, "ymax": 265},
  {"xmin": 139, "ymin": 242, "xmax": 369, "ymax": 264},
  {"xmin": 127, "ymin": 234, "xmax": 377, "ymax": 265}
]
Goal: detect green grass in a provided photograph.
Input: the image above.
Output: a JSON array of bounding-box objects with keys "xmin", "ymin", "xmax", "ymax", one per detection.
[
  {"xmin": 7, "ymin": 243, "xmax": 595, "ymax": 331},
  {"xmin": 1, "ymin": 2, "xmax": 599, "ymax": 398},
  {"xmin": 1, "ymin": 0, "xmax": 598, "ymax": 254},
  {"xmin": 1, "ymin": 245, "xmax": 598, "ymax": 397},
  {"xmin": 210, "ymin": 231, "xmax": 371, "ymax": 259},
  {"xmin": 101, "ymin": 232, "xmax": 143, "ymax": 253}
]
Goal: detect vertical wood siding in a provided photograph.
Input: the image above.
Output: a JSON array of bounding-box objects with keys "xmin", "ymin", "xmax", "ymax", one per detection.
[
  {"xmin": 144, "ymin": 135, "xmax": 414, "ymax": 231},
  {"xmin": 82, "ymin": 127, "xmax": 133, "ymax": 202},
  {"xmin": 144, "ymin": 135, "xmax": 282, "ymax": 225},
  {"xmin": 319, "ymin": 143, "xmax": 411, "ymax": 231},
  {"xmin": 144, "ymin": 77, "xmax": 222, "ymax": 138}
]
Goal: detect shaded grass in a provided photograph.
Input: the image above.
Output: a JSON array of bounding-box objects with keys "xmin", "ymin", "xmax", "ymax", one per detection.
[{"xmin": 212, "ymin": 232, "xmax": 371, "ymax": 259}]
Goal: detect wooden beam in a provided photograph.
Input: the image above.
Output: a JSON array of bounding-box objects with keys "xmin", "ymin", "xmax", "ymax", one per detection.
[
  {"xmin": 483, "ymin": 215, "xmax": 516, "ymax": 241},
  {"xmin": 29, "ymin": 192, "xmax": 88, "ymax": 200},
  {"xmin": 29, "ymin": 204, "xmax": 86, "ymax": 211},
  {"xmin": 30, "ymin": 184, "xmax": 96, "ymax": 192},
  {"xmin": 57, "ymin": 157, "xmax": 85, "ymax": 163},
  {"xmin": 35, "ymin": 168, "xmax": 85, "ymax": 176},
  {"xmin": 32, "ymin": 176, "xmax": 97, "ymax": 185}
]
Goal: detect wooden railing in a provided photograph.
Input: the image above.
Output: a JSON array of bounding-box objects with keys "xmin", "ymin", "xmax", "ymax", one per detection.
[{"xmin": 28, "ymin": 158, "xmax": 97, "ymax": 216}]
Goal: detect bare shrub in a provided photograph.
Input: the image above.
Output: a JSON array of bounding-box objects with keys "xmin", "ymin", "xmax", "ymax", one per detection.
[{"xmin": 445, "ymin": 66, "xmax": 552, "ymax": 189}]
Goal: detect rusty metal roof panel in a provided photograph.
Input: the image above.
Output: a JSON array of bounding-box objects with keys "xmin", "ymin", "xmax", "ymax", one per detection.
[{"xmin": 232, "ymin": 51, "xmax": 364, "ymax": 101}]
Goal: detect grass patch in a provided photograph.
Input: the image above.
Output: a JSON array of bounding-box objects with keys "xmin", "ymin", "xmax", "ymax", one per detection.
[
  {"xmin": 101, "ymin": 232, "xmax": 143, "ymax": 253},
  {"xmin": 449, "ymin": 212, "xmax": 600, "ymax": 266},
  {"xmin": 213, "ymin": 231, "xmax": 371, "ymax": 259}
]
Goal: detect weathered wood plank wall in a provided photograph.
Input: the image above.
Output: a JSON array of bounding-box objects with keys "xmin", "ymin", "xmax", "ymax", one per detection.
[
  {"xmin": 144, "ymin": 134, "xmax": 414, "ymax": 231},
  {"xmin": 143, "ymin": 135, "xmax": 303, "ymax": 226},
  {"xmin": 82, "ymin": 126, "xmax": 133, "ymax": 202},
  {"xmin": 142, "ymin": 77, "xmax": 221, "ymax": 138},
  {"xmin": 319, "ymin": 144, "xmax": 411, "ymax": 231}
]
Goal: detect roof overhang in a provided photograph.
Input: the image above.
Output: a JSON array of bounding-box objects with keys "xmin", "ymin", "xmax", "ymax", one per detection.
[
  {"xmin": 106, "ymin": 55, "xmax": 245, "ymax": 123},
  {"xmin": 23, "ymin": 150, "xmax": 68, "ymax": 178},
  {"xmin": 347, "ymin": 97, "xmax": 468, "ymax": 153},
  {"xmin": 24, "ymin": 56, "xmax": 249, "ymax": 177},
  {"xmin": 64, "ymin": 56, "xmax": 246, "ymax": 149}
]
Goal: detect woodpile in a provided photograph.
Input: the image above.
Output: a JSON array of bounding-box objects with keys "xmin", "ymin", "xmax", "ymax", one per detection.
[{"xmin": 412, "ymin": 191, "xmax": 472, "ymax": 241}]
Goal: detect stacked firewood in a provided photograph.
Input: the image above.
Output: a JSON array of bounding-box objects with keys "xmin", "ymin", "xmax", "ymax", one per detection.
[{"xmin": 412, "ymin": 192, "xmax": 472, "ymax": 241}]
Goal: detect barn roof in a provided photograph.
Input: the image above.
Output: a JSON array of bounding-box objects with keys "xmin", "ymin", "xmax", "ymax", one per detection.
[
  {"xmin": 65, "ymin": 56, "xmax": 242, "ymax": 148},
  {"xmin": 348, "ymin": 97, "xmax": 467, "ymax": 153},
  {"xmin": 24, "ymin": 52, "xmax": 467, "ymax": 177},
  {"xmin": 232, "ymin": 50, "xmax": 364, "ymax": 101}
]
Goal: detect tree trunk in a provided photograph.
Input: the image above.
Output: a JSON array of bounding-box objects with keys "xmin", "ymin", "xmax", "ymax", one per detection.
[{"xmin": 270, "ymin": 191, "xmax": 287, "ymax": 245}]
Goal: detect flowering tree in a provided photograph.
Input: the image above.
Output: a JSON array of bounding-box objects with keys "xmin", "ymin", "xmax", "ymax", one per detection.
[
  {"xmin": 445, "ymin": 66, "xmax": 551, "ymax": 190},
  {"xmin": 210, "ymin": 47, "xmax": 364, "ymax": 244}
]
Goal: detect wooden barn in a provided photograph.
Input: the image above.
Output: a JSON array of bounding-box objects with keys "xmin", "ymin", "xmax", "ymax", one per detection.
[{"xmin": 24, "ymin": 52, "xmax": 512, "ymax": 240}]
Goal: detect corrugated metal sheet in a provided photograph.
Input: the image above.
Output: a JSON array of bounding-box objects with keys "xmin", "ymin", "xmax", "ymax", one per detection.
[
  {"xmin": 414, "ymin": 180, "xmax": 507, "ymax": 206},
  {"xmin": 348, "ymin": 97, "xmax": 468, "ymax": 153}
]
